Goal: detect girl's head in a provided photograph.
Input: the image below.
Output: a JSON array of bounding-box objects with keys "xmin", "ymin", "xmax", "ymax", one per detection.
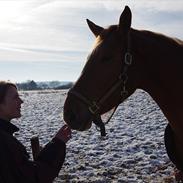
[{"xmin": 0, "ymin": 81, "xmax": 23, "ymax": 121}]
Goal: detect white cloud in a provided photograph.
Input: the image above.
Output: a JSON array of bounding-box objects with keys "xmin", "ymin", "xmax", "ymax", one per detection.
[
  {"xmin": 0, "ymin": 0, "xmax": 182, "ymax": 59},
  {"xmin": 0, "ymin": 0, "xmax": 183, "ymax": 81}
]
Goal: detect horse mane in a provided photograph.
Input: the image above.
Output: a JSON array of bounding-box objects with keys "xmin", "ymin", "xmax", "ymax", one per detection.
[
  {"xmin": 100, "ymin": 25, "xmax": 118, "ymax": 40},
  {"xmin": 97, "ymin": 24, "xmax": 183, "ymax": 50},
  {"xmin": 132, "ymin": 29, "xmax": 183, "ymax": 49},
  {"xmin": 93, "ymin": 25, "xmax": 118, "ymax": 48},
  {"xmin": 92, "ymin": 24, "xmax": 183, "ymax": 60}
]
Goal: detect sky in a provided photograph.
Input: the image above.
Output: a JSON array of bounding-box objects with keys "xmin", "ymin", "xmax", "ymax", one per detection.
[{"xmin": 0, "ymin": 0, "xmax": 183, "ymax": 82}]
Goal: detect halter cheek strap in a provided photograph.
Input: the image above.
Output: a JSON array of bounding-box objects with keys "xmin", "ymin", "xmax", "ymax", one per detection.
[
  {"xmin": 68, "ymin": 32, "xmax": 132, "ymax": 136},
  {"xmin": 68, "ymin": 52, "xmax": 132, "ymax": 136}
]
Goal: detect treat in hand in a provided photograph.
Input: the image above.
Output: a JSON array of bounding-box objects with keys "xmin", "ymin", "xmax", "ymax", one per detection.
[{"xmin": 55, "ymin": 125, "xmax": 71, "ymax": 143}]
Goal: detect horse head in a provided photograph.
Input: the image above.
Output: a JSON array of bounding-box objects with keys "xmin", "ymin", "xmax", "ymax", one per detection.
[{"xmin": 64, "ymin": 6, "xmax": 138, "ymax": 131}]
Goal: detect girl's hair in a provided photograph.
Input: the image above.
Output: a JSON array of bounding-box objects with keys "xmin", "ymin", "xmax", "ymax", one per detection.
[{"xmin": 0, "ymin": 81, "xmax": 17, "ymax": 103}]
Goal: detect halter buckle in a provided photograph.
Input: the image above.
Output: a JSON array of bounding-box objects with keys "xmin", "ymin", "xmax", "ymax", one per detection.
[
  {"xmin": 89, "ymin": 101, "xmax": 100, "ymax": 115},
  {"xmin": 125, "ymin": 52, "xmax": 132, "ymax": 65}
]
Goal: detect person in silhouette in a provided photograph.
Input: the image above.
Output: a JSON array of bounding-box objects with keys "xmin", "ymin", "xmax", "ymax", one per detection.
[{"xmin": 0, "ymin": 80, "xmax": 71, "ymax": 183}]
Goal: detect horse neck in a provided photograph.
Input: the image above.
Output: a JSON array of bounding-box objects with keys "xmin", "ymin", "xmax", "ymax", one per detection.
[
  {"xmin": 131, "ymin": 29, "xmax": 183, "ymax": 95},
  {"xmin": 129, "ymin": 28, "xmax": 183, "ymax": 119}
]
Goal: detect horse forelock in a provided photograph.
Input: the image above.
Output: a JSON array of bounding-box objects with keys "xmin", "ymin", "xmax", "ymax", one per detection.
[
  {"xmin": 100, "ymin": 25, "xmax": 118, "ymax": 40},
  {"xmin": 93, "ymin": 25, "xmax": 118, "ymax": 49}
]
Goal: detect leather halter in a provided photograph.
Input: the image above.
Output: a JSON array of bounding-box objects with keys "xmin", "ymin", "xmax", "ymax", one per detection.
[{"xmin": 68, "ymin": 33, "xmax": 132, "ymax": 136}]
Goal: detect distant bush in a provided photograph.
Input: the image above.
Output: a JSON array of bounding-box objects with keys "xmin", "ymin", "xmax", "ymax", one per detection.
[
  {"xmin": 17, "ymin": 80, "xmax": 38, "ymax": 90},
  {"xmin": 54, "ymin": 82, "xmax": 73, "ymax": 90},
  {"xmin": 16, "ymin": 80, "xmax": 73, "ymax": 91}
]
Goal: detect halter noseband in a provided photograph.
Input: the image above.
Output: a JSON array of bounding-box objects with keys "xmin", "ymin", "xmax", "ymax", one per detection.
[{"xmin": 68, "ymin": 34, "xmax": 132, "ymax": 136}]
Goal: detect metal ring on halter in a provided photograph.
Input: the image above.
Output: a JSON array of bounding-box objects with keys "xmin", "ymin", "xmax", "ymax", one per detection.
[
  {"xmin": 88, "ymin": 101, "xmax": 100, "ymax": 115},
  {"xmin": 125, "ymin": 52, "xmax": 132, "ymax": 65}
]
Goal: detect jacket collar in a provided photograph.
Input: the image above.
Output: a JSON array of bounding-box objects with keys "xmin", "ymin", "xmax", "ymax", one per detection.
[{"xmin": 0, "ymin": 118, "xmax": 19, "ymax": 135}]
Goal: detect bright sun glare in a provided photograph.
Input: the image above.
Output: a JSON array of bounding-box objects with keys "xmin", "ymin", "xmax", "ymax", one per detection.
[{"xmin": 0, "ymin": 2, "xmax": 27, "ymax": 23}]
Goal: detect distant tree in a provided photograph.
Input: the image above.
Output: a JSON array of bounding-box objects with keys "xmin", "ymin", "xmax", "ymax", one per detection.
[
  {"xmin": 28, "ymin": 80, "xmax": 38, "ymax": 90},
  {"xmin": 17, "ymin": 80, "xmax": 38, "ymax": 90},
  {"xmin": 16, "ymin": 80, "xmax": 73, "ymax": 91},
  {"xmin": 55, "ymin": 82, "xmax": 73, "ymax": 90}
]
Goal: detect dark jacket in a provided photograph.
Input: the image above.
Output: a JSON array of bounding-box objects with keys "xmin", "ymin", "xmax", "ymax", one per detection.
[{"xmin": 0, "ymin": 118, "xmax": 66, "ymax": 183}]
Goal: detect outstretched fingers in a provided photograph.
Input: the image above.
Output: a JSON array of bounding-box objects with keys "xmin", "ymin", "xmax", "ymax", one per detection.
[{"xmin": 55, "ymin": 125, "xmax": 72, "ymax": 143}]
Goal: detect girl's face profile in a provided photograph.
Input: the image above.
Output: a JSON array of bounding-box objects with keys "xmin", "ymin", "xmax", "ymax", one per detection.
[{"xmin": 0, "ymin": 86, "xmax": 23, "ymax": 121}]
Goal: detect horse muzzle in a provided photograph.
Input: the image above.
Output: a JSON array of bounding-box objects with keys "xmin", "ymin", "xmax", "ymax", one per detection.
[{"xmin": 63, "ymin": 95, "xmax": 92, "ymax": 131}]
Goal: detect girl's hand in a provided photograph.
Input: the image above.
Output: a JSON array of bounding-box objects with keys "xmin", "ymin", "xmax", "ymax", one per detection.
[{"xmin": 55, "ymin": 125, "xmax": 71, "ymax": 143}]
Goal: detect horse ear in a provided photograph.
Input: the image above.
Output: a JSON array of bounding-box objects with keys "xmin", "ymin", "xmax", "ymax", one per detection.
[
  {"xmin": 118, "ymin": 6, "xmax": 132, "ymax": 34},
  {"xmin": 86, "ymin": 19, "xmax": 104, "ymax": 37}
]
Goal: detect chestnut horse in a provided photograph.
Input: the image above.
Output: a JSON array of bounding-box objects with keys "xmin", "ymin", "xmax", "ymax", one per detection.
[{"xmin": 64, "ymin": 6, "xmax": 183, "ymax": 173}]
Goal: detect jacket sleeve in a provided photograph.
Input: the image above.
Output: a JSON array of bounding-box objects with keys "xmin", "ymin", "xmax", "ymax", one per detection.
[
  {"xmin": 16, "ymin": 137, "xmax": 66, "ymax": 183},
  {"xmin": 34, "ymin": 137, "xmax": 66, "ymax": 183},
  {"xmin": 0, "ymin": 130, "xmax": 66, "ymax": 183}
]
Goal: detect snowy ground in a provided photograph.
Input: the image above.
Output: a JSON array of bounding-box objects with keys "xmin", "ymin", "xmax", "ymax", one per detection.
[{"xmin": 13, "ymin": 89, "xmax": 176, "ymax": 183}]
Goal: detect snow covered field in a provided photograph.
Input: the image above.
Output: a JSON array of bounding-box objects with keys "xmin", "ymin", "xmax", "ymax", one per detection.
[{"xmin": 13, "ymin": 89, "xmax": 176, "ymax": 182}]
